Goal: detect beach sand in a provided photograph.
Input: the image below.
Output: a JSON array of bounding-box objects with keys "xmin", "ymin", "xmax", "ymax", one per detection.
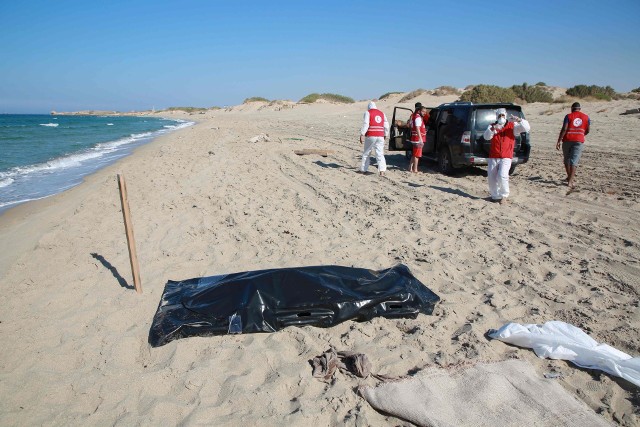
[{"xmin": 1, "ymin": 94, "xmax": 639, "ymax": 425}]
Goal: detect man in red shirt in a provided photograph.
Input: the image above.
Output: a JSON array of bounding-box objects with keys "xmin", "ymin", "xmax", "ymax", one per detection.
[
  {"xmin": 483, "ymin": 108, "xmax": 531, "ymax": 204},
  {"xmin": 409, "ymin": 102, "xmax": 429, "ymax": 173},
  {"xmin": 556, "ymin": 102, "xmax": 590, "ymax": 190}
]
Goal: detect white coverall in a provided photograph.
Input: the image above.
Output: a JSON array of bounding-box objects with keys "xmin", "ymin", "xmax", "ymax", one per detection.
[
  {"xmin": 483, "ymin": 115, "xmax": 530, "ymax": 200},
  {"xmin": 360, "ymin": 103, "xmax": 390, "ymax": 173}
]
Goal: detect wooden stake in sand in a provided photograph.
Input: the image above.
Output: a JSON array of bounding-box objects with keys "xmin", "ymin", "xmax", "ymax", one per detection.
[{"xmin": 117, "ymin": 174, "xmax": 142, "ymax": 294}]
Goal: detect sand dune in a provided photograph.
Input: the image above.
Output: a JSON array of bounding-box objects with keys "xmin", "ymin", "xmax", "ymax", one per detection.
[{"xmin": 0, "ymin": 95, "xmax": 639, "ymax": 425}]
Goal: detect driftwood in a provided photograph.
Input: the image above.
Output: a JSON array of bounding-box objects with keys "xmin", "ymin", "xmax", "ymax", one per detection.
[
  {"xmin": 620, "ymin": 108, "xmax": 640, "ymax": 115},
  {"xmin": 294, "ymin": 149, "xmax": 334, "ymax": 157}
]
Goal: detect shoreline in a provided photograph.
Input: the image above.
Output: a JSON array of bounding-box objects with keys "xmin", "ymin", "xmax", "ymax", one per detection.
[
  {"xmin": 0, "ymin": 114, "xmax": 196, "ymax": 215},
  {"xmin": 0, "ymin": 97, "xmax": 638, "ymax": 425},
  {"xmin": 0, "ymin": 115, "xmax": 199, "ymax": 277}
]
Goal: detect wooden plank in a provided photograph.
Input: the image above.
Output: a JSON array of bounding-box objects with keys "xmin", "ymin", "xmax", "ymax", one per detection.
[
  {"xmin": 117, "ymin": 174, "xmax": 142, "ymax": 294},
  {"xmin": 294, "ymin": 149, "xmax": 334, "ymax": 157}
]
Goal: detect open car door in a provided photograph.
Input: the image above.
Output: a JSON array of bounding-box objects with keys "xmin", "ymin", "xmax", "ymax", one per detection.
[{"xmin": 389, "ymin": 107, "xmax": 414, "ymax": 151}]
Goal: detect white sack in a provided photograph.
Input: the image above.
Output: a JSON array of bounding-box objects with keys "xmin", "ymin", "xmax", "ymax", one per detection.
[
  {"xmin": 489, "ymin": 321, "xmax": 640, "ymax": 387},
  {"xmin": 360, "ymin": 360, "xmax": 611, "ymax": 427}
]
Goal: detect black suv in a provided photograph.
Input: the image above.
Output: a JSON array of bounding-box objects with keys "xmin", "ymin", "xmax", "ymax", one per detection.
[{"xmin": 388, "ymin": 102, "xmax": 531, "ymax": 174}]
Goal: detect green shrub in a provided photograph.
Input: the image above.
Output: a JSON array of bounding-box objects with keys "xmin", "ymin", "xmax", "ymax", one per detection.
[
  {"xmin": 399, "ymin": 89, "xmax": 426, "ymax": 103},
  {"xmin": 243, "ymin": 97, "xmax": 270, "ymax": 103},
  {"xmin": 459, "ymin": 85, "xmax": 516, "ymax": 103},
  {"xmin": 535, "ymin": 82, "xmax": 547, "ymax": 86},
  {"xmin": 164, "ymin": 107, "xmax": 208, "ymax": 113},
  {"xmin": 379, "ymin": 91, "xmax": 403, "ymax": 100},
  {"xmin": 433, "ymin": 86, "xmax": 461, "ymax": 96},
  {"xmin": 631, "ymin": 87, "xmax": 640, "ymax": 93},
  {"xmin": 511, "ymin": 83, "xmax": 553, "ymax": 103},
  {"xmin": 298, "ymin": 93, "xmax": 355, "ymax": 103},
  {"xmin": 566, "ymin": 85, "xmax": 618, "ymax": 101}
]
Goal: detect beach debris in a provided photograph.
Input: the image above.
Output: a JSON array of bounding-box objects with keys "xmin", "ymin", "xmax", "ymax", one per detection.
[
  {"xmin": 248, "ymin": 133, "xmax": 270, "ymax": 143},
  {"xmin": 312, "ymin": 348, "xmax": 372, "ymax": 382},
  {"xmin": 488, "ymin": 321, "xmax": 640, "ymax": 387},
  {"xmin": 311, "ymin": 348, "xmax": 401, "ymax": 383},
  {"xmin": 294, "ymin": 149, "xmax": 334, "ymax": 157},
  {"xmin": 148, "ymin": 264, "xmax": 440, "ymax": 347},
  {"xmin": 620, "ymin": 108, "xmax": 640, "ymax": 115},
  {"xmin": 117, "ymin": 174, "xmax": 142, "ymax": 294}
]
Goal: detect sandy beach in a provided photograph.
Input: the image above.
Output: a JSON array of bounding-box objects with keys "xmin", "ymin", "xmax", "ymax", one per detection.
[{"xmin": 1, "ymin": 94, "xmax": 639, "ymax": 425}]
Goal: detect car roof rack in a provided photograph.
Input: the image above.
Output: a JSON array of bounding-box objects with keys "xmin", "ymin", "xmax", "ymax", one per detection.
[{"xmin": 439, "ymin": 101, "xmax": 473, "ymax": 107}]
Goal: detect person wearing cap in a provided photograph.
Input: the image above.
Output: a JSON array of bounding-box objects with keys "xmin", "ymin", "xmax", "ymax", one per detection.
[
  {"xmin": 483, "ymin": 108, "xmax": 531, "ymax": 204},
  {"xmin": 556, "ymin": 102, "xmax": 590, "ymax": 189},
  {"xmin": 359, "ymin": 101, "xmax": 390, "ymax": 176},
  {"xmin": 409, "ymin": 102, "xmax": 429, "ymax": 173}
]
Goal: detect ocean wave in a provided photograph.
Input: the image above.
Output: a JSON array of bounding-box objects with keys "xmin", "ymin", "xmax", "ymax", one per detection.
[
  {"xmin": 107, "ymin": 123, "xmax": 114, "ymax": 126},
  {"xmin": 161, "ymin": 121, "xmax": 194, "ymax": 131},
  {"xmin": 40, "ymin": 123, "xmax": 59, "ymax": 127},
  {"xmin": 0, "ymin": 177, "xmax": 14, "ymax": 188},
  {"xmin": 3, "ymin": 151, "xmax": 106, "ymax": 179}
]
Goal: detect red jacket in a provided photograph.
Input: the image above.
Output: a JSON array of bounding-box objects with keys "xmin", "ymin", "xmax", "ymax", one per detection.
[
  {"xmin": 563, "ymin": 111, "xmax": 589, "ymax": 143},
  {"xmin": 410, "ymin": 112, "xmax": 428, "ymax": 143},
  {"xmin": 489, "ymin": 122, "xmax": 517, "ymax": 159},
  {"xmin": 366, "ymin": 109, "xmax": 385, "ymax": 137}
]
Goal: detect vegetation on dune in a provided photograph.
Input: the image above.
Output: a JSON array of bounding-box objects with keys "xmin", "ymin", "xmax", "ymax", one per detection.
[
  {"xmin": 298, "ymin": 93, "xmax": 355, "ymax": 104},
  {"xmin": 433, "ymin": 86, "xmax": 461, "ymax": 96},
  {"xmin": 460, "ymin": 82, "xmax": 554, "ymax": 103},
  {"xmin": 459, "ymin": 85, "xmax": 516, "ymax": 103},
  {"xmin": 511, "ymin": 82, "xmax": 553, "ymax": 103},
  {"xmin": 399, "ymin": 89, "xmax": 426, "ymax": 103},
  {"xmin": 163, "ymin": 107, "xmax": 208, "ymax": 113},
  {"xmin": 566, "ymin": 85, "xmax": 619, "ymax": 101},
  {"xmin": 243, "ymin": 97, "xmax": 270, "ymax": 103},
  {"xmin": 379, "ymin": 91, "xmax": 403, "ymax": 100},
  {"xmin": 630, "ymin": 87, "xmax": 640, "ymax": 93}
]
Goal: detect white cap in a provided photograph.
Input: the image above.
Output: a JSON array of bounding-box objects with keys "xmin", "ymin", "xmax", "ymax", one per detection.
[
  {"xmin": 496, "ymin": 108, "xmax": 507, "ymax": 116},
  {"xmin": 368, "ymin": 101, "xmax": 377, "ymax": 110}
]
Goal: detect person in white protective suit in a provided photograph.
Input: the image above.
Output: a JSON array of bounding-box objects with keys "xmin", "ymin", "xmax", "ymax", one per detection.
[
  {"xmin": 359, "ymin": 101, "xmax": 390, "ymax": 176},
  {"xmin": 483, "ymin": 108, "xmax": 530, "ymax": 204}
]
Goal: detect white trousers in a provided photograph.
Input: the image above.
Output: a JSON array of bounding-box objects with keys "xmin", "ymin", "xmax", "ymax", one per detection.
[
  {"xmin": 487, "ymin": 158, "xmax": 512, "ymax": 200},
  {"xmin": 360, "ymin": 137, "xmax": 387, "ymax": 172}
]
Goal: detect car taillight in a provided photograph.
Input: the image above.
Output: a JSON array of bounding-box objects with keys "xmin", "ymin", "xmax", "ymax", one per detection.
[{"xmin": 461, "ymin": 131, "xmax": 470, "ymax": 144}]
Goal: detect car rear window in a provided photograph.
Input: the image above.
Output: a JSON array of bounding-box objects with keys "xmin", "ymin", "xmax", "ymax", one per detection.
[{"xmin": 474, "ymin": 108, "xmax": 524, "ymax": 131}]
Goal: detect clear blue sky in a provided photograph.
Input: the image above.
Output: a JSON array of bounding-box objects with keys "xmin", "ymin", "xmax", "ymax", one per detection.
[{"xmin": 1, "ymin": 0, "xmax": 639, "ymax": 113}]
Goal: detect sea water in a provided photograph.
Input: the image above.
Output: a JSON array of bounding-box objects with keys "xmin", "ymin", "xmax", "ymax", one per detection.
[{"xmin": 0, "ymin": 114, "xmax": 193, "ymax": 214}]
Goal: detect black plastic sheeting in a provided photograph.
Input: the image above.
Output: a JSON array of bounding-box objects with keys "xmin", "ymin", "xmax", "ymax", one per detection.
[{"xmin": 149, "ymin": 264, "xmax": 440, "ymax": 347}]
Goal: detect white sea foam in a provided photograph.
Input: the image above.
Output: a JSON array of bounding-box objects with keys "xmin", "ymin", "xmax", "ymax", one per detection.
[
  {"xmin": 40, "ymin": 123, "xmax": 59, "ymax": 127},
  {"xmin": 107, "ymin": 123, "xmax": 114, "ymax": 126},
  {"xmin": 161, "ymin": 120, "xmax": 194, "ymax": 131},
  {"xmin": 0, "ymin": 177, "xmax": 14, "ymax": 188}
]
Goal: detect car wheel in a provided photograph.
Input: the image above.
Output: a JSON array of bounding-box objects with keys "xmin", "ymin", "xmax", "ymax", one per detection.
[
  {"xmin": 509, "ymin": 164, "xmax": 517, "ymax": 175},
  {"xmin": 438, "ymin": 148, "xmax": 454, "ymax": 175}
]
